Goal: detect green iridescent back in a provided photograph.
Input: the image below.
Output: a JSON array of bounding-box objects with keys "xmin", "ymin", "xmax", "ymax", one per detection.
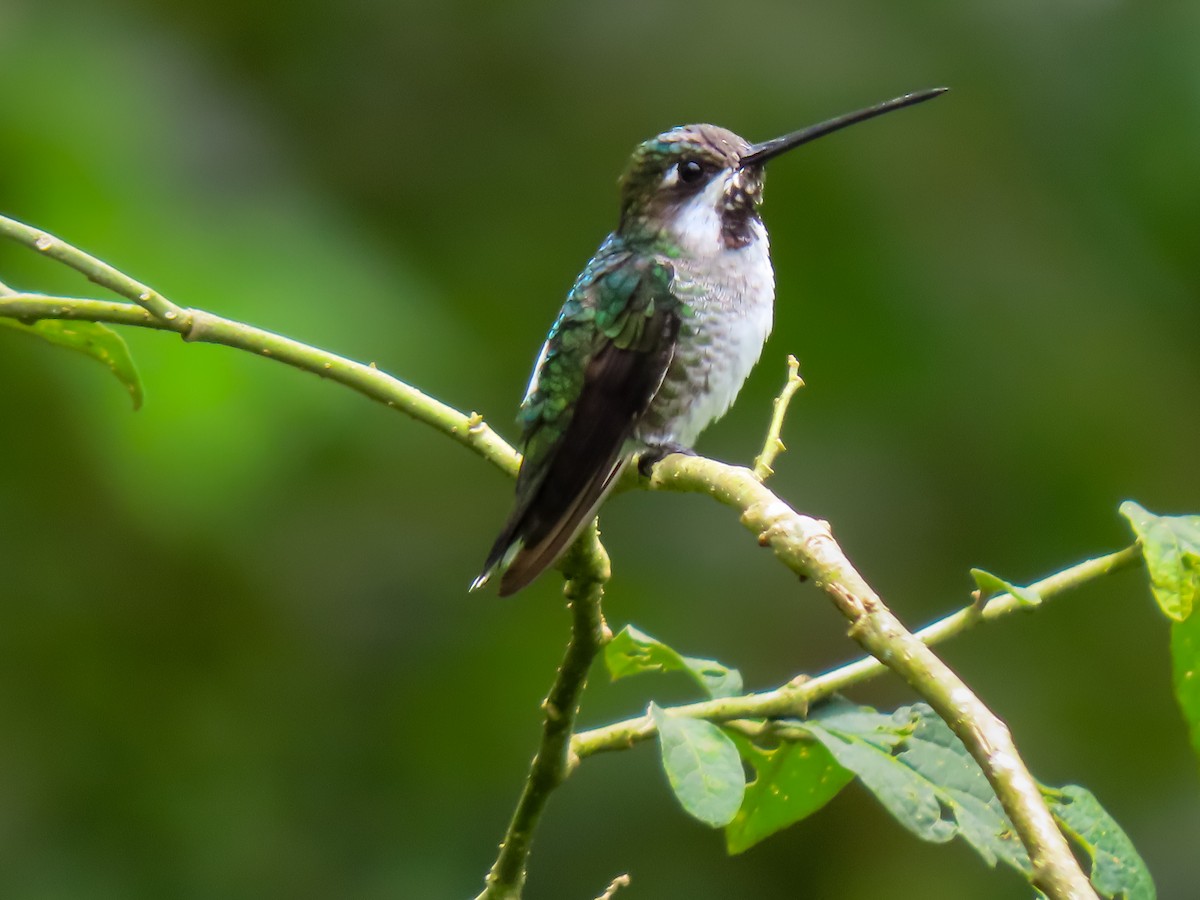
[{"xmin": 515, "ymin": 233, "xmax": 676, "ymax": 498}]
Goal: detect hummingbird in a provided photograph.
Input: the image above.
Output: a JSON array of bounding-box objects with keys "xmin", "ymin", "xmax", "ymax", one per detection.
[{"xmin": 472, "ymin": 88, "xmax": 946, "ymax": 596}]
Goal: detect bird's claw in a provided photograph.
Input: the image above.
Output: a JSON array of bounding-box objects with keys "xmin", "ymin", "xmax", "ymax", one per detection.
[{"xmin": 637, "ymin": 442, "xmax": 695, "ymax": 477}]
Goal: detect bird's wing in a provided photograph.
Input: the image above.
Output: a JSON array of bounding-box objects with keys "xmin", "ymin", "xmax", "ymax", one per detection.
[{"xmin": 474, "ymin": 251, "xmax": 679, "ymax": 595}]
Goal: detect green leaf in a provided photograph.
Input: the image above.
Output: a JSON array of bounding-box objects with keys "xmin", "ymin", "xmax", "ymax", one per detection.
[
  {"xmin": 1045, "ymin": 784, "xmax": 1156, "ymax": 900},
  {"xmin": 799, "ymin": 702, "xmax": 1151, "ymax": 897},
  {"xmin": 605, "ymin": 625, "xmax": 743, "ymax": 698},
  {"xmin": 1119, "ymin": 500, "xmax": 1200, "ymax": 621},
  {"xmin": 809, "ymin": 698, "xmax": 915, "ymax": 750},
  {"xmin": 716, "ymin": 698, "xmax": 1152, "ymax": 898},
  {"xmin": 1170, "ymin": 611, "xmax": 1200, "ymax": 769},
  {"xmin": 970, "ymin": 567, "xmax": 1042, "ymax": 607},
  {"xmin": 895, "ymin": 709, "xmax": 1030, "ymax": 874},
  {"xmin": 802, "ymin": 702, "xmax": 956, "ymax": 845},
  {"xmin": 0, "ymin": 316, "xmax": 143, "ymax": 409},
  {"xmin": 724, "ymin": 731, "xmax": 853, "ymax": 854},
  {"xmin": 1122, "ymin": 503, "xmax": 1200, "ymax": 767},
  {"xmin": 651, "ymin": 703, "xmax": 745, "ymax": 827},
  {"xmin": 802, "ymin": 701, "xmax": 1030, "ymax": 874}
]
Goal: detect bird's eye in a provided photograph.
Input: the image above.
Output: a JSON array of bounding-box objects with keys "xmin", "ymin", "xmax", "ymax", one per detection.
[{"xmin": 678, "ymin": 159, "xmax": 706, "ymax": 184}]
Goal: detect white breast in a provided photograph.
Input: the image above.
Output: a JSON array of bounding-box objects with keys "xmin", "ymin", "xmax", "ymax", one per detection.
[{"xmin": 637, "ymin": 175, "xmax": 776, "ymax": 448}]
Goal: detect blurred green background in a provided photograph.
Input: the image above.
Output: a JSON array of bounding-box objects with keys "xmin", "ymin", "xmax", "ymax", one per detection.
[{"xmin": 1, "ymin": 1, "xmax": 1197, "ymax": 897}]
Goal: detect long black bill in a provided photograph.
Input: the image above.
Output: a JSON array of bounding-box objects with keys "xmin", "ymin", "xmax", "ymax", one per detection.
[{"xmin": 740, "ymin": 87, "xmax": 948, "ymax": 168}]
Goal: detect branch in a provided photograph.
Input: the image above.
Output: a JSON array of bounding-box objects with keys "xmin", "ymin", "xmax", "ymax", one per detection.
[
  {"xmin": 0, "ymin": 213, "xmax": 518, "ymax": 475},
  {"xmin": 572, "ymin": 543, "xmax": 1142, "ymax": 754},
  {"xmin": 0, "ymin": 216, "xmax": 183, "ymax": 320},
  {"xmin": 0, "ymin": 213, "xmax": 577, "ymax": 898},
  {"xmin": 642, "ymin": 455, "xmax": 1098, "ymax": 899},
  {"xmin": 2, "ymin": 216, "xmax": 1107, "ymax": 898},
  {"xmin": 0, "ymin": 291, "xmax": 519, "ymax": 477},
  {"xmin": 475, "ymin": 525, "xmax": 612, "ymax": 900}
]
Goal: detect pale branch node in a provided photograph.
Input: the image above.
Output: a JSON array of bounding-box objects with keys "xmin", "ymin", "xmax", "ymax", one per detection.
[
  {"xmin": 752, "ymin": 353, "xmax": 804, "ymax": 481},
  {"xmin": 0, "ymin": 218, "xmax": 1115, "ymax": 900},
  {"xmin": 571, "ymin": 544, "xmax": 1143, "ymax": 756},
  {"xmin": 474, "ymin": 524, "xmax": 612, "ymax": 900}
]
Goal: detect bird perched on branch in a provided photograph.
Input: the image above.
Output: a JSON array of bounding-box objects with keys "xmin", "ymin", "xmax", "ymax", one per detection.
[{"xmin": 472, "ymin": 88, "xmax": 946, "ymax": 595}]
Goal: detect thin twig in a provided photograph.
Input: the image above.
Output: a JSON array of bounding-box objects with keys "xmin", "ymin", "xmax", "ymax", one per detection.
[
  {"xmin": 0, "ymin": 292, "xmax": 518, "ymax": 477},
  {"xmin": 0, "ymin": 215, "xmax": 184, "ymax": 321},
  {"xmin": 475, "ymin": 525, "xmax": 612, "ymax": 900},
  {"xmin": 753, "ymin": 354, "xmax": 804, "ymax": 481},
  {"xmin": 572, "ymin": 544, "xmax": 1143, "ymax": 756}
]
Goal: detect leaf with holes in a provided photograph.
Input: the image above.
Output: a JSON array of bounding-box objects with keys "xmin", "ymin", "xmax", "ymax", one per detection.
[
  {"xmin": 724, "ymin": 730, "xmax": 853, "ymax": 854},
  {"xmin": 893, "ymin": 707, "xmax": 1029, "ymax": 874},
  {"xmin": 798, "ymin": 701, "xmax": 1031, "ymax": 874},
  {"xmin": 721, "ymin": 699, "xmax": 1148, "ymax": 896},
  {"xmin": 1045, "ymin": 784, "xmax": 1155, "ymax": 899},
  {"xmin": 802, "ymin": 702, "xmax": 956, "ymax": 845}
]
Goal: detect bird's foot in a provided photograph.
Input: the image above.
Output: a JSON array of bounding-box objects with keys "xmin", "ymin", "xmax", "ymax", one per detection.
[{"xmin": 637, "ymin": 442, "xmax": 696, "ymax": 477}]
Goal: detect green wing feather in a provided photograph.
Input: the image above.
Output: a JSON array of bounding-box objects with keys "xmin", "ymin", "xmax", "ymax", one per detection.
[{"xmin": 472, "ymin": 244, "xmax": 679, "ymax": 594}]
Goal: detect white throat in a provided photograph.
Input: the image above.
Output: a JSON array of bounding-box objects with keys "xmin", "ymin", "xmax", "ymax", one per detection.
[{"xmin": 668, "ymin": 173, "xmax": 739, "ymax": 258}]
